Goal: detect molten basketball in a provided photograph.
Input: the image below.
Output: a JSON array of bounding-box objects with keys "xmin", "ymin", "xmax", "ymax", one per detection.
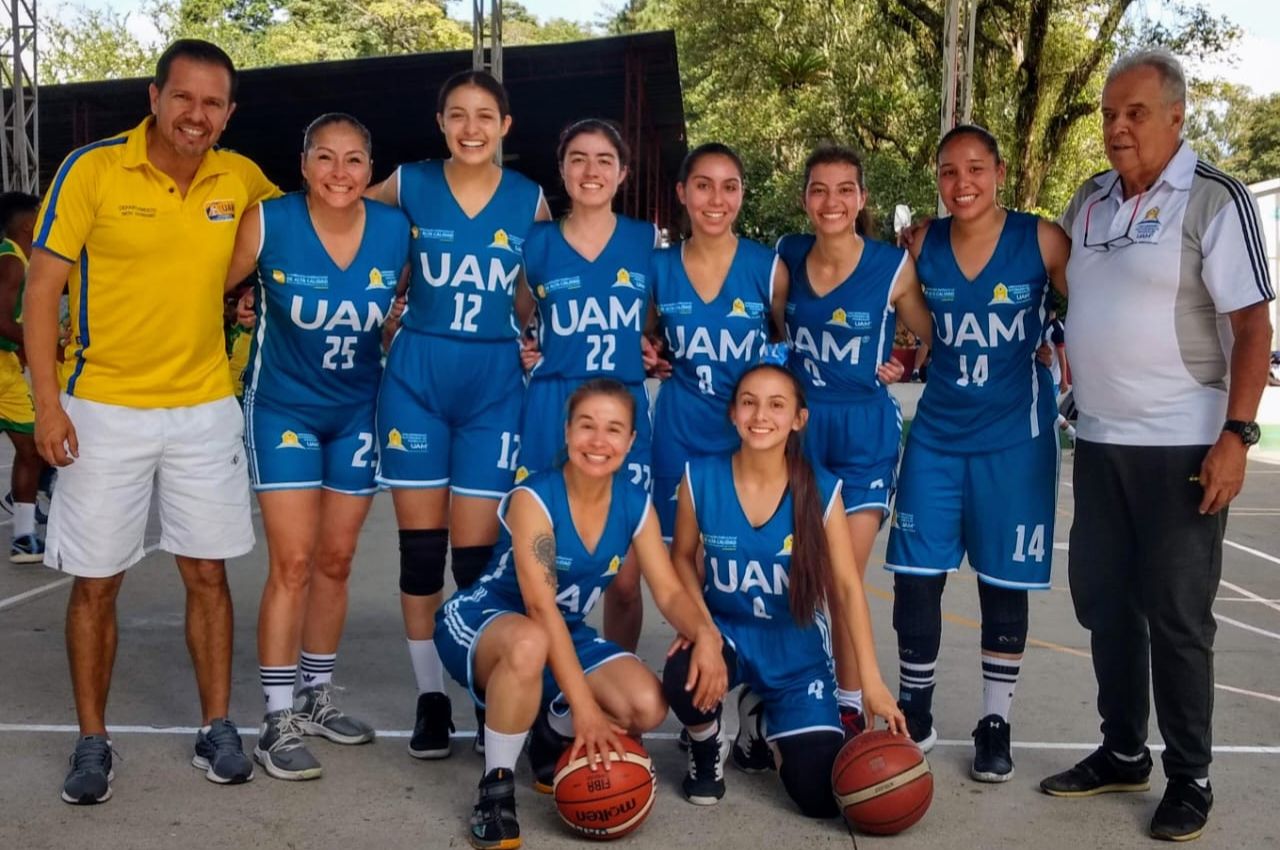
[
  {"xmin": 832, "ymin": 730, "xmax": 933, "ymax": 835},
  {"xmin": 552, "ymin": 737, "xmax": 657, "ymax": 840}
]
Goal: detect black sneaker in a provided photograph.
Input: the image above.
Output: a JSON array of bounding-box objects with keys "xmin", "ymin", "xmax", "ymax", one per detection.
[
  {"xmin": 61, "ymin": 735, "xmax": 114, "ymax": 804},
  {"xmin": 1151, "ymin": 778, "xmax": 1212, "ymax": 842},
  {"xmin": 970, "ymin": 714, "xmax": 1014, "ymax": 782},
  {"xmin": 730, "ymin": 689, "xmax": 773, "ymax": 773},
  {"xmin": 192, "ymin": 718, "xmax": 254, "ymax": 784},
  {"xmin": 900, "ymin": 702, "xmax": 937, "ymax": 753},
  {"xmin": 408, "ymin": 692, "xmax": 454, "ymax": 759},
  {"xmin": 839, "ymin": 704, "xmax": 866, "ymax": 740},
  {"xmin": 681, "ymin": 723, "xmax": 726, "ymax": 806},
  {"xmin": 1040, "ymin": 746, "xmax": 1153, "ymax": 797},
  {"xmin": 528, "ymin": 711, "xmax": 571, "ymax": 794},
  {"xmin": 469, "ymin": 768, "xmax": 521, "ymax": 850},
  {"xmin": 474, "ymin": 704, "xmax": 486, "ymax": 755}
]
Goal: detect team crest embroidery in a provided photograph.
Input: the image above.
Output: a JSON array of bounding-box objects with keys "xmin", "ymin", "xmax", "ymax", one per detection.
[
  {"xmin": 535, "ymin": 285, "xmax": 547, "ymax": 299},
  {"xmin": 604, "ymin": 555, "xmax": 622, "ymax": 576},
  {"xmin": 826, "ymin": 308, "xmax": 851, "ymax": 328},
  {"xmin": 613, "ymin": 268, "xmax": 634, "ymax": 288},
  {"xmin": 410, "ymin": 226, "xmax": 420, "ymax": 239},
  {"xmin": 367, "ymin": 268, "xmax": 386, "ymax": 289},
  {"xmin": 988, "ymin": 283, "xmax": 1011, "ymax": 305},
  {"xmin": 1134, "ymin": 206, "xmax": 1162, "ymax": 242},
  {"xmin": 278, "ymin": 430, "xmax": 301, "ymax": 449},
  {"xmin": 514, "ymin": 466, "xmax": 530, "ymax": 483},
  {"xmin": 271, "ymin": 269, "xmax": 286, "ymax": 284},
  {"xmin": 776, "ymin": 534, "xmax": 793, "ymax": 556},
  {"xmin": 727, "ymin": 298, "xmax": 750, "ymax": 318},
  {"xmin": 386, "ymin": 428, "xmax": 406, "ymax": 451},
  {"xmin": 490, "ymin": 229, "xmax": 512, "ymax": 250},
  {"xmin": 205, "ymin": 199, "xmax": 235, "ymax": 222}
]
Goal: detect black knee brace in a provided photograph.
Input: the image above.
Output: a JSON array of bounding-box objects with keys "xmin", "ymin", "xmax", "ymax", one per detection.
[
  {"xmin": 775, "ymin": 731, "xmax": 844, "ymax": 818},
  {"xmin": 450, "ymin": 544, "xmax": 493, "ymax": 591},
  {"xmin": 399, "ymin": 529, "xmax": 448, "ymax": 596},
  {"xmin": 892, "ymin": 573, "xmax": 946, "ymax": 661},
  {"xmin": 978, "ymin": 580, "xmax": 1028, "ymax": 655},
  {"xmin": 661, "ymin": 642, "xmax": 737, "ymax": 727}
]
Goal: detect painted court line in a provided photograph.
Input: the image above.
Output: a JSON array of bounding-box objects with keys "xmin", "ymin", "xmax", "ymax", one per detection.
[
  {"xmin": 0, "ymin": 724, "xmax": 1276, "ymax": 754},
  {"xmin": 0, "ymin": 576, "xmax": 71, "ymax": 611}
]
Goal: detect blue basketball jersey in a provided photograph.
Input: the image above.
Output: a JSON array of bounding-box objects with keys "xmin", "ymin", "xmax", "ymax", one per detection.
[
  {"xmin": 246, "ymin": 193, "xmax": 408, "ymax": 407},
  {"xmin": 469, "ymin": 468, "xmax": 652, "ymax": 626},
  {"xmin": 524, "ymin": 216, "xmax": 658, "ymax": 383},
  {"xmin": 778, "ymin": 233, "xmax": 904, "ymax": 401},
  {"xmin": 911, "ymin": 211, "xmax": 1055, "ymax": 452},
  {"xmin": 688, "ymin": 453, "xmax": 842, "ymax": 625},
  {"xmin": 396, "ymin": 161, "xmax": 544, "ymax": 341},
  {"xmin": 653, "ymin": 238, "xmax": 775, "ymax": 415}
]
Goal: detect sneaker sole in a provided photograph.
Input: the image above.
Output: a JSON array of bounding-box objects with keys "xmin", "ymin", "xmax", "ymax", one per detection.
[
  {"xmin": 251, "ymin": 748, "xmax": 321, "ymax": 781},
  {"xmin": 297, "ymin": 719, "xmax": 375, "ymax": 746},
  {"xmin": 469, "ymin": 835, "xmax": 521, "ymax": 850},
  {"xmin": 61, "ymin": 769, "xmax": 115, "ymax": 805},
  {"xmin": 407, "ymin": 744, "xmax": 452, "ymax": 759},
  {"xmin": 971, "ymin": 766, "xmax": 1015, "ymax": 783},
  {"xmin": 192, "ymin": 755, "xmax": 254, "ymax": 784},
  {"xmin": 10, "ymin": 552, "xmax": 44, "ymax": 564},
  {"xmin": 684, "ymin": 791, "xmax": 724, "ymax": 806},
  {"xmin": 730, "ymin": 746, "xmax": 773, "ymax": 774},
  {"xmin": 1041, "ymin": 780, "xmax": 1151, "ymax": 798},
  {"xmin": 532, "ymin": 779, "xmax": 553, "ymax": 794},
  {"xmin": 915, "ymin": 728, "xmax": 938, "ymax": 753},
  {"xmin": 1151, "ymin": 825, "xmax": 1205, "ymax": 842}
]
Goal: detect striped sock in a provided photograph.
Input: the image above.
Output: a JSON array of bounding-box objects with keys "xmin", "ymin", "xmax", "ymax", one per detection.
[
  {"xmin": 299, "ymin": 651, "xmax": 337, "ymax": 688},
  {"xmin": 836, "ymin": 687, "xmax": 863, "ymax": 712},
  {"xmin": 981, "ymin": 653, "xmax": 1022, "ymax": 721},
  {"xmin": 898, "ymin": 659, "xmax": 937, "ymax": 718},
  {"xmin": 260, "ymin": 665, "xmax": 297, "ymax": 714}
]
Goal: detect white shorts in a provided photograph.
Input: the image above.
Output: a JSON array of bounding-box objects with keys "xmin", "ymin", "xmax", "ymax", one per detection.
[{"xmin": 45, "ymin": 394, "xmax": 254, "ymax": 577}]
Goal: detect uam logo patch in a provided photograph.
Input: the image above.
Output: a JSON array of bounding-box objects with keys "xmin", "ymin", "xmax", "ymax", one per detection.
[{"xmin": 205, "ymin": 199, "xmax": 236, "ymax": 222}]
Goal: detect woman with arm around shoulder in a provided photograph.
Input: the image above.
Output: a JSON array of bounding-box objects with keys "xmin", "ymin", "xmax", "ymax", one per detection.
[
  {"xmin": 433, "ymin": 378, "xmax": 727, "ymax": 849},
  {"xmin": 365, "ymin": 70, "xmax": 551, "ymax": 759},
  {"xmin": 663, "ymin": 363, "xmax": 906, "ymax": 819},
  {"xmin": 649, "ymin": 142, "xmax": 790, "ymax": 543},
  {"xmin": 224, "ymin": 114, "xmax": 411, "ymax": 780},
  {"xmin": 775, "ymin": 144, "xmax": 932, "ymax": 739},
  {"xmin": 885, "ymin": 124, "xmax": 1069, "ymax": 782}
]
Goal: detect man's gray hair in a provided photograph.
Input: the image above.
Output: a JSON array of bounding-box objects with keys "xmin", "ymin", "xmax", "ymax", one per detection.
[{"xmin": 1106, "ymin": 47, "xmax": 1187, "ymax": 105}]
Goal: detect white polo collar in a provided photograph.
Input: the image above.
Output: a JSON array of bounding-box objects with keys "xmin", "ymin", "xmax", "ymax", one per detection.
[{"xmin": 1091, "ymin": 140, "xmax": 1197, "ymax": 199}]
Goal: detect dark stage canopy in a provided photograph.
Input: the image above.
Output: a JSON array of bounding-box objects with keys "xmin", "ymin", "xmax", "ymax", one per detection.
[{"xmin": 37, "ymin": 31, "xmax": 687, "ymax": 226}]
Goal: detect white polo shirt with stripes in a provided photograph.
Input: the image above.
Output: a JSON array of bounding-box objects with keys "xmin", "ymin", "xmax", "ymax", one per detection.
[{"xmin": 1061, "ymin": 141, "xmax": 1274, "ymax": 446}]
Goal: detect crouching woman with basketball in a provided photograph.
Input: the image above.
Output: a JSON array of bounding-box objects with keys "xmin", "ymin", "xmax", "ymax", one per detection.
[
  {"xmin": 435, "ymin": 378, "xmax": 728, "ymax": 850},
  {"xmin": 663, "ymin": 361, "xmax": 907, "ymax": 818}
]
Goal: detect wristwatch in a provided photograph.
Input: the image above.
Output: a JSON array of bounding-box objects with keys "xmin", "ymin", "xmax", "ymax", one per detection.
[{"xmin": 1223, "ymin": 420, "xmax": 1261, "ymax": 446}]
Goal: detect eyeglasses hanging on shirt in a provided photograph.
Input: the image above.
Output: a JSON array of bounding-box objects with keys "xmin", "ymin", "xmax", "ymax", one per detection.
[{"xmin": 1082, "ymin": 176, "xmax": 1144, "ymax": 252}]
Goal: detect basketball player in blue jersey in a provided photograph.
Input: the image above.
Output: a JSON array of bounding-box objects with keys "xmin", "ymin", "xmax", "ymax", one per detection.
[
  {"xmin": 519, "ymin": 119, "xmax": 659, "ymax": 655},
  {"xmin": 885, "ymin": 125, "xmax": 1069, "ymax": 783},
  {"xmin": 434, "ymin": 379, "xmax": 727, "ymax": 850},
  {"xmin": 663, "ymin": 363, "xmax": 906, "ymax": 817},
  {"xmin": 651, "ymin": 143, "xmax": 789, "ymax": 544},
  {"xmin": 775, "ymin": 145, "xmax": 931, "ymax": 743},
  {"xmin": 224, "ymin": 114, "xmax": 410, "ymax": 779},
  {"xmin": 367, "ymin": 70, "xmax": 551, "ymax": 758}
]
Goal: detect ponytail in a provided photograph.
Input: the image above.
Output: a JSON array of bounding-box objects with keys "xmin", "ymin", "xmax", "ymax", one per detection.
[{"xmin": 784, "ymin": 429, "xmax": 834, "ymax": 625}]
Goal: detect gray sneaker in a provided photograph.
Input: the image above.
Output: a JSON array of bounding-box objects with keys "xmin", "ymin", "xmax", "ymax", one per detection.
[
  {"xmin": 254, "ymin": 709, "xmax": 323, "ymax": 781},
  {"xmin": 61, "ymin": 735, "xmax": 114, "ymax": 804},
  {"xmin": 294, "ymin": 683, "xmax": 375, "ymax": 745},
  {"xmin": 192, "ymin": 718, "xmax": 254, "ymax": 784}
]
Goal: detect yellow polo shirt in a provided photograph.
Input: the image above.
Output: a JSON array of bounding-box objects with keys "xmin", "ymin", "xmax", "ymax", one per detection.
[{"xmin": 34, "ymin": 117, "xmax": 279, "ymax": 408}]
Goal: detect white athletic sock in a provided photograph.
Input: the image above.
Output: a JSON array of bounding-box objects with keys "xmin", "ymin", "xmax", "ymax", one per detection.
[
  {"xmin": 688, "ymin": 720, "xmax": 719, "ymax": 742},
  {"xmin": 484, "ymin": 725, "xmax": 528, "ymax": 773},
  {"xmin": 260, "ymin": 665, "xmax": 297, "ymax": 714},
  {"xmin": 981, "ymin": 653, "xmax": 1021, "ymax": 721},
  {"xmin": 836, "ymin": 688, "xmax": 863, "ymax": 712},
  {"xmin": 547, "ymin": 708, "xmax": 575, "ymax": 738},
  {"xmin": 299, "ymin": 651, "xmax": 336, "ymax": 688},
  {"xmin": 12, "ymin": 501, "xmax": 34, "ymax": 537},
  {"xmin": 407, "ymin": 639, "xmax": 445, "ymax": 694}
]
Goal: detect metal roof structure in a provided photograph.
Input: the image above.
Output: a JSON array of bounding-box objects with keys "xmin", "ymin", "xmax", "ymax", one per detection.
[{"xmin": 36, "ymin": 31, "xmax": 687, "ymax": 226}]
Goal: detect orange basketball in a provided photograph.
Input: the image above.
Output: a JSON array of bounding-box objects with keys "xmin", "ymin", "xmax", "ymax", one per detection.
[
  {"xmin": 552, "ymin": 737, "xmax": 656, "ymax": 840},
  {"xmin": 832, "ymin": 730, "xmax": 933, "ymax": 835}
]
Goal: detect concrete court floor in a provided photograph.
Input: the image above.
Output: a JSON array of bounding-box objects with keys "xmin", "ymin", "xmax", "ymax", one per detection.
[{"xmin": 1, "ymin": 442, "xmax": 1278, "ymax": 850}]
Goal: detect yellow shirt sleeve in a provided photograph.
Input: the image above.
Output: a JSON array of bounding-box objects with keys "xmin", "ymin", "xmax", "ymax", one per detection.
[
  {"xmin": 232, "ymin": 154, "xmax": 281, "ymax": 207},
  {"xmin": 34, "ymin": 146, "xmax": 106, "ymax": 264}
]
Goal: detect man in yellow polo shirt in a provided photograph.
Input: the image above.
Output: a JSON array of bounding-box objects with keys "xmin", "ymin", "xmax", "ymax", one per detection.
[{"xmin": 24, "ymin": 39, "xmax": 279, "ymax": 804}]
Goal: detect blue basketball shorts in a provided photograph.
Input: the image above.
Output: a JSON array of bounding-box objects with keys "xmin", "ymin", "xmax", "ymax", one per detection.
[
  {"xmin": 436, "ymin": 588, "xmax": 633, "ymax": 710},
  {"xmin": 651, "ymin": 380, "xmax": 738, "ymax": 539},
  {"xmin": 717, "ymin": 615, "xmax": 841, "ymax": 740},
  {"xmin": 518, "ymin": 376, "xmax": 653, "ymax": 490},
  {"xmin": 885, "ymin": 427, "xmax": 1059, "ymax": 590},
  {"xmin": 376, "ymin": 330, "xmax": 524, "ymax": 498},
  {"xmin": 804, "ymin": 395, "xmax": 902, "ymax": 518},
  {"xmin": 244, "ymin": 392, "xmax": 378, "ymax": 495}
]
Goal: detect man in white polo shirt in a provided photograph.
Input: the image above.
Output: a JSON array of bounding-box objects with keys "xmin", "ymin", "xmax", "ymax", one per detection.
[{"xmin": 1039, "ymin": 49, "xmax": 1274, "ymax": 843}]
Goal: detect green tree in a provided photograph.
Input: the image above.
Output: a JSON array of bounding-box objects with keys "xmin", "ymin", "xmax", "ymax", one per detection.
[
  {"xmin": 498, "ymin": 1, "xmax": 594, "ymax": 45},
  {"xmin": 1225, "ymin": 93, "xmax": 1280, "ymax": 185},
  {"xmin": 43, "ymin": 5, "xmax": 156, "ymax": 83}
]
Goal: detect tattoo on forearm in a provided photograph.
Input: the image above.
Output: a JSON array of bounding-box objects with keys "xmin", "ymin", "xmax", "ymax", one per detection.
[{"xmin": 533, "ymin": 532, "xmax": 557, "ymax": 590}]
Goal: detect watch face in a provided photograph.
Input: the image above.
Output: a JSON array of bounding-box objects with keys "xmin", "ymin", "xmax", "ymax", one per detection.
[{"xmin": 1242, "ymin": 422, "xmax": 1262, "ymax": 445}]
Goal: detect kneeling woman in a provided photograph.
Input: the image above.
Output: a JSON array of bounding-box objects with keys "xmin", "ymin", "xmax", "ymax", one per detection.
[
  {"xmin": 663, "ymin": 362, "xmax": 906, "ymax": 817},
  {"xmin": 436, "ymin": 379, "xmax": 727, "ymax": 850}
]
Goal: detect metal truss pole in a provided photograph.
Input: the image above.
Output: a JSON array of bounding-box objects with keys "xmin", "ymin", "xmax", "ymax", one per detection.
[
  {"xmin": 1, "ymin": 0, "xmax": 38, "ymax": 193},
  {"xmin": 471, "ymin": 0, "xmax": 504, "ymax": 161}
]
